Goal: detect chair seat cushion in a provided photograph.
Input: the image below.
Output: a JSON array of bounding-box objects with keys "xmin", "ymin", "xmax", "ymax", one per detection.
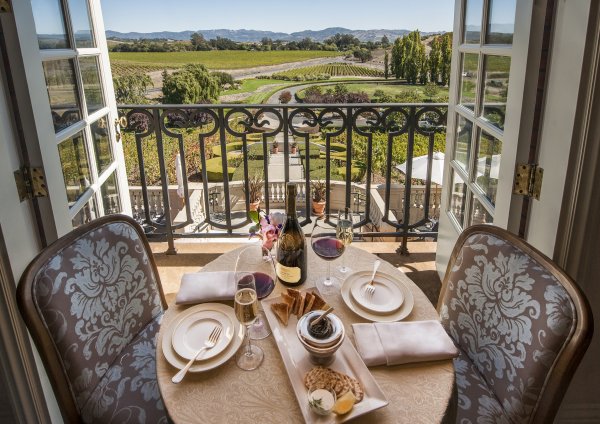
[
  {"xmin": 455, "ymin": 349, "xmax": 511, "ymax": 424},
  {"xmin": 80, "ymin": 314, "xmax": 168, "ymax": 424}
]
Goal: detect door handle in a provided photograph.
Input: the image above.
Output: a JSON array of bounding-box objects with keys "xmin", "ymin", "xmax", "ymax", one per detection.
[{"xmin": 114, "ymin": 116, "xmax": 127, "ymax": 142}]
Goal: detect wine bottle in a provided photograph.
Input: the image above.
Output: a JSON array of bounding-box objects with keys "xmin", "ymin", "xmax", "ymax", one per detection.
[{"xmin": 276, "ymin": 183, "xmax": 307, "ymax": 286}]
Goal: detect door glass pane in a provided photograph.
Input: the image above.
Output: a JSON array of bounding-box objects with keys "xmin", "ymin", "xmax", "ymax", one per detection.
[
  {"xmin": 31, "ymin": 0, "xmax": 69, "ymax": 49},
  {"xmin": 79, "ymin": 56, "xmax": 105, "ymax": 113},
  {"xmin": 42, "ymin": 59, "xmax": 82, "ymax": 133},
  {"xmin": 449, "ymin": 169, "xmax": 468, "ymax": 227},
  {"xmin": 91, "ymin": 116, "xmax": 113, "ymax": 174},
  {"xmin": 58, "ymin": 131, "xmax": 91, "ymax": 204},
  {"xmin": 464, "ymin": 0, "xmax": 483, "ymax": 44},
  {"xmin": 454, "ymin": 115, "xmax": 473, "ymax": 171},
  {"xmin": 486, "ymin": 0, "xmax": 516, "ymax": 44},
  {"xmin": 72, "ymin": 198, "xmax": 98, "ymax": 228},
  {"xmin": 460, "ymin": 53, "xmax": 478, "ymax": 111},
  {"xmin": 470, "ymin": 197, "xmax": 493, "ymax": 224},
  {"xmin": 101, "ymin": 172, "xmax": 122, "ymax": 214},
  {"xmin": 482, "ymin": 56, "xmax": 510, "ymax": 130},
  {"xmin": 67, "ymin": 0, "xmax": 95, "ymax": 48},
  {"xmin": 475, "ymin": 131, "xmax": 501, "ymax": 205}
]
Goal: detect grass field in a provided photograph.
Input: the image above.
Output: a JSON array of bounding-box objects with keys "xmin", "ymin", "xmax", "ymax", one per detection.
[
  {"xmin": 109, "ymin": 50, "xmax": 344, "ymax": 72},
  {"xmin": 272, "ymin": 63, "xmax": 383, "ymax": 79}
]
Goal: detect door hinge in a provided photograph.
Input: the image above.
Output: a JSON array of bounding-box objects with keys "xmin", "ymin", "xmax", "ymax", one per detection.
[
  {"xmin": 513, "ymin": 164, "xmax": 543, "ymax": 200},
  {"xmin": 14, "ymin": 167, "xmax": 48, "ymax": 202},
  {"xmin": 0, "ymin": 0, "xmax": 11, "ymax": 13}
]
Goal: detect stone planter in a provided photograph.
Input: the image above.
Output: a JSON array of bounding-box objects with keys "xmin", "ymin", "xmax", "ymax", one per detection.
[{"xmin": 312, "ymin": 200, "xmax": 326, "ymax": 216}]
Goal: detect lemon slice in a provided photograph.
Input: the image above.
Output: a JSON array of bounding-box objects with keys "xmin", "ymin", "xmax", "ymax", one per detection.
[{"xmin": 332, "ymin": 391, "xmax": 356, "ymax": 415}]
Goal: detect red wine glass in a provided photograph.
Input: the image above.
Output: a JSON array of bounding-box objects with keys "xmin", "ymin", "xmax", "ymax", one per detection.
[{"xmin": 311, "ymin": 215, "xmax": 344, "ymax": 295}]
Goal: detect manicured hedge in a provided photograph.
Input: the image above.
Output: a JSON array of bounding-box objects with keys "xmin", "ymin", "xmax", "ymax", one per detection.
[
  {"xmin": 204, "ymin": 157, "xmax": 234, "ymax": 181},
  {"xmin": 298, "ymin": 143, "xmax": 322, "ymax": 159}
]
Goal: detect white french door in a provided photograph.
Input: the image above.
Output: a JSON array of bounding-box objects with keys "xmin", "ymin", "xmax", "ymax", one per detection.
[
  {"xmin": 12, "ymin": 0, "xmax": 129, "ymax": 239},
  {"xmin": 436, "ymin": 0, "xmax": 536, "ymax": 273}
]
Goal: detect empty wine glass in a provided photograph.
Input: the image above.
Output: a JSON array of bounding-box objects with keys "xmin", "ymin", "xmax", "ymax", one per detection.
[
  {"xmin": 234, "ymin": 272, "xmax": 264, "ymax": 371},
  {"xmin": 336, "ymin": 208, "xmax": 354, "ymax": 274},
  {"xmin": 311, "ymin": 215, "xmax": 345, "ymax": 295},
  {"xmin": 235, "ymin": 244, "xmax": 275, "ymax": 340}
]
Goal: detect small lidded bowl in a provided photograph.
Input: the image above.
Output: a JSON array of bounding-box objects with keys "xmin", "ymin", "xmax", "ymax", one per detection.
[{"xmin": 297, "ymin": 311, "xmax": 345, "ymax": 365}]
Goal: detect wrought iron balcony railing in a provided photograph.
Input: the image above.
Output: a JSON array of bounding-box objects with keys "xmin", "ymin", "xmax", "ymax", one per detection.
[{"xmin": 117, "ymin": 103, "xmax": 448, "ymax": 254}]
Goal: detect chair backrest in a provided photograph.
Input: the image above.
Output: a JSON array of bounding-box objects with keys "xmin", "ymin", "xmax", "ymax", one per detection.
[
  {"xmin": 438, "ymin": 225, "xmax": 592, "ymax": 424},
  {"xmin": 17, "ymin": 215, "xmax": 167, "ymax": 423}
]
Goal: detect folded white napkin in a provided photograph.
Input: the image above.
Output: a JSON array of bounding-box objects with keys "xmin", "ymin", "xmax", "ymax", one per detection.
[
  {"xmin": 175, "ymin": 272, "xmax": 236, "ymax": 305},
  {"xmin": 352, "ymin": 320, "xmax": 458, "ymax": 367}
]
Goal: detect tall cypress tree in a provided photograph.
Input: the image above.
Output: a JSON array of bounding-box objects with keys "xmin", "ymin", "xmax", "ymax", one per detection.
[
  {"xmin": 440, "ymin": 34, "xmax": 452, "ymax": 86},
  {"xmin": 384, "ymin": 51, "xmax": 389, "ymax": 79}
]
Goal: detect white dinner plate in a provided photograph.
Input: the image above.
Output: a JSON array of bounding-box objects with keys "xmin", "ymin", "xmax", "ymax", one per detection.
[
  {"xmin": 172, "ymin": 308, "xmax": 234, "ymax": 361},
  {"xmin": 342, "ymin": 271, "xmax": 414, "ymax": 322},
  {"xmin": 162, "ymin": 303, "xmax": 244, "ymax": 372},
  {"xmin": 350, "ymin": 272, "xmax": 404, "ymax": 314}
]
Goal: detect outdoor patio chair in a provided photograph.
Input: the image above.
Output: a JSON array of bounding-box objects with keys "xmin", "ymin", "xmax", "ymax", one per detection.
[
  {"xmin": 17, "ymin": 215, "xmax": 168, "ymax": 424},
  {"xmin": 438, "ymin": 224, "xmax": 592, "ymax": 423}
]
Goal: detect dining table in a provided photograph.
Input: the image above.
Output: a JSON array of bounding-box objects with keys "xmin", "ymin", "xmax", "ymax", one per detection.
[{"xmin": 156, "ymin": 245, "xmax": 457, "ymax": 423}]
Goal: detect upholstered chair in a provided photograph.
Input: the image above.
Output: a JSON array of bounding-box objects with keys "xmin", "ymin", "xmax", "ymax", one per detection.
[
  {"xmin": 18, "ymin": 215, "xmax": 168, "ymax": 423},
  {"xmin": 438, "ymin": 225, "xmax": 592, "ymax": 424}
]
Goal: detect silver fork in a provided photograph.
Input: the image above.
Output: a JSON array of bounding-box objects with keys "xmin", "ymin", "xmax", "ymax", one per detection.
[
  {"xmin": 363, "ymin": 259, "xmax": 381, "ymax": 298},
  {"xmin": 172, "ymin": 325, "xmax": 222, "ymax": 384}
]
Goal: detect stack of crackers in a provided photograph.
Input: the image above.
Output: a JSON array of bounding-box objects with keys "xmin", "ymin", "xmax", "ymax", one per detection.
[
  {"xmin": 271, "ymin": 289, "xmax": 330, "ymax": 326},
  {"xmin": 304, "ymin": 367, "xmax": 364, "ymax": 403}
]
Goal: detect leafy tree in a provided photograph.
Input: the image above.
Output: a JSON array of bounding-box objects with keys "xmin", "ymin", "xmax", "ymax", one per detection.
[
  {"xmin": 384, "ymin": 51, "xmax": 389, "ymax": 79},
  {"xmin": 260, "ymin": 37, "xmax": 273, "ymax": 51},
  {"xmin": 423, "ymin": 83, "xmax": 440, "ymax": 101},
  {"xmin": 440, "ymin": 33, "xmax": 452, "ymax": 86},
  {"xmin": 190, "ymin": 32, "xmax": 211, "ymax": 51},
  {"xmin": 162, "ymin": 64, "xmax": 220, "ymax": 104},
  {"xmin": 381, "ymin": 35, "xmax": 390, "ymax": 49},
  {"xmin": 278, "ymin": 90, "xmax": 292, "ymax": 104},
  {"xmin": 390, "ymin": 30, "xmax": 451, "ymax": 84},
  {"xmin": 353, "ymin": 48, "xmax": 373, "ymax": 63},
  {"xmin": 113, "ymin": 73, "xmax": 153, "ymax": 104},
  {"xmin": 428, "ymin": 37, "xmax": 442, "ymax": 83},
  {"xmin": 325, "ymin": 33, "xmax": 360, "ymax": 50},
  {"xmin": 210, "ymin": 71, "xmax": 235, "ymax": 87},
  {"xmin": 210, "ymin": 37, "xmax": 241, "ymax": 50}
]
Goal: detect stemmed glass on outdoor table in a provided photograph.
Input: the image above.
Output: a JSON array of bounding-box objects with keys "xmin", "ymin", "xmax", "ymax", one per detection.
[
  {"xmin": 336, "ymin": 207, "xmax": 354, "ymax": 274},
  {"xmin": 234, "ymin": 244, "xmax": 275, "ymax": 340},
  {"xmin": 234, "ymin": 272, "xmax": 264, "ymax": 371},
  {"xmin": 311, "ymin": 215, "xmax": 345, "ymax": 295}
]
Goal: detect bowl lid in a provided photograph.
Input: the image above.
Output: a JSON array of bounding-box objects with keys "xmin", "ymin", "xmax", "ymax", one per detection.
[{"xmin": 297, "ymin": 311, "xmax": 344, "ymax": 346}]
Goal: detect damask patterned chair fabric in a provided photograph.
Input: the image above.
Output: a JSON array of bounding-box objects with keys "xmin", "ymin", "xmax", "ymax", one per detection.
[
  {"xmin": 18, "ymin": 216, "xmax": 168, "ymax": 424},
  {"xmin": 438, "ymin": 226, "xmax": 591, "ymax": 424}
]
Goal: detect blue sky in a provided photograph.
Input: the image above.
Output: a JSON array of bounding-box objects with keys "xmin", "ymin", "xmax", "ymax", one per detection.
[{"xmin": 99, "ymin": 0, "xmax": 455, "ymax": 33}]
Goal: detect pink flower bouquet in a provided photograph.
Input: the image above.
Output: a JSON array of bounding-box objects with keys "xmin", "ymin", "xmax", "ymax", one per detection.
[{"xmin": 248, "ymin": 210, "xmax": 286, "ymax": 251}]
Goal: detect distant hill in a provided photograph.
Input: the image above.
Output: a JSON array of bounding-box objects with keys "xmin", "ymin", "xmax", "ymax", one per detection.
[{"xmin": 105, "ymin": 27, "xmax": 443, "ymax": 43}]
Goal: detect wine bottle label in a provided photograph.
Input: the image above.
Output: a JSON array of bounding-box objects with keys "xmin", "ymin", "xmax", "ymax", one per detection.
[{"xmin": 276, "ymin": 262, "xmax": 301, "ymax": 283}]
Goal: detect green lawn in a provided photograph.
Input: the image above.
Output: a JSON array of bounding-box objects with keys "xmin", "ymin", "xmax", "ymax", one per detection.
[{"xmin": 109, "ymin": 50, "xmax": 343, "ymax": 70}]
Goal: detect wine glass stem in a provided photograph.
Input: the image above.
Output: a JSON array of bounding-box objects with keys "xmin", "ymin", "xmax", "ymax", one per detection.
[
  {"xmin": 327, "ymin": 261, "xmax": 331, "ymax": 284},
  {"xmin": 245, "ymin": 325, "xmax": 253, "ymax": 356}
]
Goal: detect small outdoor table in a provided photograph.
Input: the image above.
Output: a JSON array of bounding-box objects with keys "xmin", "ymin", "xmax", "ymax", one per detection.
[{"xmin": 156, "ymin": 245, "xmax": 456, "ymax": 423}]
